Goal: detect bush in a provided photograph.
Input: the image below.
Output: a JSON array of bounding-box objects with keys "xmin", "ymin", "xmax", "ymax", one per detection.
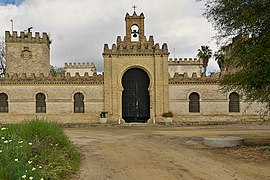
[
  {"xmin": 261, "ymin": 146, "xmax": 270, "ymax": 152},
  {"xmin": 162, "ymin": 111, "xmax": 174, "ymax": 117},
  {"xmin": 100, "ymin": 111, "xmax": 108, "ymax": 118},
  {"xmin": 0, "ymin": 119, "xmax": 80, "ymax": 180}
]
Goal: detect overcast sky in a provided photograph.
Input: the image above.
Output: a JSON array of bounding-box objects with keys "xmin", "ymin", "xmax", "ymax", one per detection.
[{"xmin": 0, "ymin": 0, "xmax": 219, "ymax": 72}]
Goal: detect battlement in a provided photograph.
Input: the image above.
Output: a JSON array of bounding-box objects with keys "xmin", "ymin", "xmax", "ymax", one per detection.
[
  {"xmin": 125, "ymin": 12, "xmax": 145, "ymax": 18},
  {"xmin": 0, "ymin": 73, "xmax": 104, "ymax": 85},
  {"xmin": 64, "ymin": 62, "xmax": 97, "ymax": 77},
  {"xmin": 103, "ymin": 35, "xmax": 169, "ymax": 55},
  {"xmin": 5, "ymin": 31, "xmax": 51, "ymax": 45},
  {"xmin": 169, "ymin": 72, "xmax": 221, "ymax": 84},
  {"xmin": 168, "ymin": 58, "xmax": 203, "ymax": 65},
  {"xmin": 64, "ymin": 62, "xmax": 96, "ymax": 69}
]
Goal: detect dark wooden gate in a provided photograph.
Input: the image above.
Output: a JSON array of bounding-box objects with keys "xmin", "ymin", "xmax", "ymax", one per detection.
[{"xmin": 122, "ymin": 68, "xmax": 150, "ymax": 123}]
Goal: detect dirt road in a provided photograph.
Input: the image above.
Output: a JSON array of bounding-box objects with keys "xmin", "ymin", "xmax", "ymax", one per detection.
[{"xmin": 65, "ymin": 123, "xmax": 270, "ymax": 180}]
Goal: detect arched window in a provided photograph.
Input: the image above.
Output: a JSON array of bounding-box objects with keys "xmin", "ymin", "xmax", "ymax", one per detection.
[
  {"xmin": 229, "ymin": 92, "xmax": 240, "ymax": 112},
  {"xmin": 74, "ymin": 93, "xmax": 84, "ymax": 113},
  {"xmin": 131, "ymin": 24, "xmax": 139, "ymax": 42},
  {"xmin": 189, "ymin": 92, "xmax": 200, "ymax": 113},
  {"xmin": 36, "ymin": 93, "xmax": 46, "ymax": 113},
  {"xmin": 0, "ymin": 93, "xmax": 8, "ymax": 113}
]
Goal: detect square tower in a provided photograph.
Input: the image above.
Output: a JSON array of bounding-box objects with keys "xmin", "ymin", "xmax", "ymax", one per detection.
[
  {"xmin": 103, "ymin": 11, "xmax": 170, "ymax": 123},
  {"xmin": 5, "ymin": 31, "xmax": 51, "ymax": 77}
]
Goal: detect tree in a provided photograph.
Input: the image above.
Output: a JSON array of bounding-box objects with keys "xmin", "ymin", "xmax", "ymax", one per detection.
[
  {"xmin": 50, "ymin": 65, "xmax": 65, "ymax": 77},
  {"xmin": 0, "ymin": 37, "xmax": 5, "ymax": 77},
  {"xmin": 197, "ymin": 45, "xmax": 212, "ymax": 73},
  {"xmin": 214, "ymin": 46, "xmax": 226, "ymax": 72},
  {"xmin": 200, "ymin": 0, "xmax": 270, "ymax": 111}
]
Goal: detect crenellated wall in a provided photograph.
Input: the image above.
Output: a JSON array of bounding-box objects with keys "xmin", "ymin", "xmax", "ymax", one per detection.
[
  {"xmin": 5, "ymin": 31, "xmax": 51, "ymax": 45},
  {"xmin": 169, "ymin": 72, "xmax": 220, "ymax": 84},
  {"xmin": 168, "ymin": 57, "xmax": 203, "ymax": 78},
  {"xmin": 64, "ymin": 62, "xmax": 97, "ymax": 76},
  {"xmin": 0, "ymin": 74, "xmax": 104, "ymax": 124},
  {"xmin": 103, "ymin": 35, "xmax": 168, "ymax": 55},
  {"xmin": 0, "ymin": 72, "xmax": 104, "ymax": 84}
]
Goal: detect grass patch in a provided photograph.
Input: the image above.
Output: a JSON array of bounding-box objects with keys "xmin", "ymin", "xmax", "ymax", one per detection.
[
  {"xmin": 0, "ymin": 119, "xmax": 80, "ymax": 180},
  {"xmin": 261, "ymin": 146, "xmax": 270, "ymax": 152}
]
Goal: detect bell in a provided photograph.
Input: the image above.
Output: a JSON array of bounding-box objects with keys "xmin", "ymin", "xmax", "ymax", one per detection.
[{"xmin": 133, "ymin": 33, "xmax": 138, "ymax": 38}]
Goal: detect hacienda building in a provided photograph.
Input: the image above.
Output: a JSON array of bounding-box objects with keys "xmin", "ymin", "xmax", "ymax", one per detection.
[{"xmin": 0, "ymin": 11, "xmax": 266, "ymax": 124}]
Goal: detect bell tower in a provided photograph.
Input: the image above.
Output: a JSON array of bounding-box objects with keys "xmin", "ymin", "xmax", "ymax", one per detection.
[
  {"xmin": 103, "ymin": 9, "xmax": 169, "ymax": 124},
  {"xmin": 124, "ymin": 7, "xmax": 147, "ymax": 44}
]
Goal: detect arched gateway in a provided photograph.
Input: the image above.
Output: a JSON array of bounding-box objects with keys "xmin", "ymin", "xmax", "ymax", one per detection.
[
  {"xmin": 122, "ymin": 68, "xmax": 150, "ymax": 123},
  {"xmin": 103, "ymin": 11, "xmax": 169, "ymax": 124}
]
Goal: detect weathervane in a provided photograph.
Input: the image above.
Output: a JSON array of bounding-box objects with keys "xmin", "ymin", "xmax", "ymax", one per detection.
[{"xmin": 132, "ymin": 5, "xmax": 137, "ymax": 12}]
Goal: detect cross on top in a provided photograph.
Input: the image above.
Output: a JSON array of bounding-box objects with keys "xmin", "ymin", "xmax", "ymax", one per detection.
[{"xmin": 132, "ymin": 5, "xmax": 137, "ymax": 12}]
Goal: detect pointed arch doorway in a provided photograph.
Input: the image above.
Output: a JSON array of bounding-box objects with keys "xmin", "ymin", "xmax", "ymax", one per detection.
[{"xmin": 122, "ymin": 68, "xmax": 150, "ymax": 123}]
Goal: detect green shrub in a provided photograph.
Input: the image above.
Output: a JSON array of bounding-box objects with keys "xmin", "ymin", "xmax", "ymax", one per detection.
[
  {"xmin": 162, "ymin": 111, "xmax": 174, "ymax": 117},
  {"xmin": 0, "ymin": 119, "xmax": 80, "ymax": 180},
  {"xmin": 100, "ymin": 111, "xmax": 108, "ymax": 118},
  {"xmin": 261, "ymin": 146, "xmax": 270, "ymax": 152}
]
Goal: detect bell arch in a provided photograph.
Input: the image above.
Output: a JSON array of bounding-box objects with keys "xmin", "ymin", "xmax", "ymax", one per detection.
[{"xmin": 131, "ymin": 24, "xmax": 139, "ymax": 42}]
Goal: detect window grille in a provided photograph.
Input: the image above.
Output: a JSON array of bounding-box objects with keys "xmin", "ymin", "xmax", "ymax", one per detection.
[
  {"xmin": 36, "ymin": 93, "xmax": 46, "ymax": 113},
  {"xmin": 189, "ymin": 92, "xmax": 200, "ymax": 113},
  {"xmin": 229, "ymin": 92, "xmax": 240, "ymax": 112},
  {"xmin": 0, "ymin": 93, "xmax": 8, "ymax": 113},
  {"xmin": 74, "ymin": 93, "xmax": 84, "ymax": 113}
]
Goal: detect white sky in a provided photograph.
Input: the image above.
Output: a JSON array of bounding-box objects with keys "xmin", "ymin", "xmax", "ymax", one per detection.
[{"xmin": 0, "ymin": 0, "xmax": 219, "ymax": 72}]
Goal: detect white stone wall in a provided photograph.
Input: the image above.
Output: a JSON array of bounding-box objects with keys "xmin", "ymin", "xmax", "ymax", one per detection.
[
  {"xmin": 0, "ymin": 84, "xmax": 104, "ymax": 124},
  {"xmin": 169, "ymin": 83, "xmax": 266, "ymax": 121},
  {"xmin": 169, "ymin": 65, "xmax": 201, "ymax": 78},
  {"xmin": 64, "ymin": 63, "xmax": 97, "ymax": 76},
  {"xmin": 65, "ymin": 69, "xmax": 96, "ymax": 76},
  {"xmin": 0, "ymin": 82, "xmax": 266, "ymax": 124}
]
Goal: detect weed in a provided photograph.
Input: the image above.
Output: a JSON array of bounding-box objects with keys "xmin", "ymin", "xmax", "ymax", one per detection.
[
  {"xmin": 261, "ymin": 146, "xmax": 270, "ymax": 152},
  {"xmin": 0, "ymin": 119, "xmax": 80, "ymax": 179}
]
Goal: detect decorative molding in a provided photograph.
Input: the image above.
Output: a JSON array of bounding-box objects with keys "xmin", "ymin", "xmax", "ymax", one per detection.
[{"xmin": 21, "ymin": 47, "xmax": 32, "ymax": 60}]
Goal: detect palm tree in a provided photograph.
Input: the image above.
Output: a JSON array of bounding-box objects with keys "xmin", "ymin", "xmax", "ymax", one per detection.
[
  {"xmin": 197, "ymin": 45, "xmax": 212, "ymax": 73},
  {"xmin": 214, "ymin": 46, "xmax": 226, "ymax": 72}
]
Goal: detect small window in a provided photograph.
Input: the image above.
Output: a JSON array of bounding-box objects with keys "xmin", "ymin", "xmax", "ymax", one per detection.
[
  {"xmin": 74, "ymin": 93, "xmax": 84, "ymax": 113},
  {"xmin": 229, "ymin": 92, "xmax": 240, "ymax": 112},
  {"xmin": 0, "ymin": 93, "xmax": 8, "ymax": 113},
  {"xmin": 189, "ymin": 92, "xmax": 200, "ymax": 113},
  {"xmin": 36, "ymin": 93, "xmax": 46, "ymax": 113}
]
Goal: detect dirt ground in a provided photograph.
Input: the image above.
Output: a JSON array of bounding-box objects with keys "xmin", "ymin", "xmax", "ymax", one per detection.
[{"xmin": 65, "ymin": 123, "xmax": 270, "ymax": 180}]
